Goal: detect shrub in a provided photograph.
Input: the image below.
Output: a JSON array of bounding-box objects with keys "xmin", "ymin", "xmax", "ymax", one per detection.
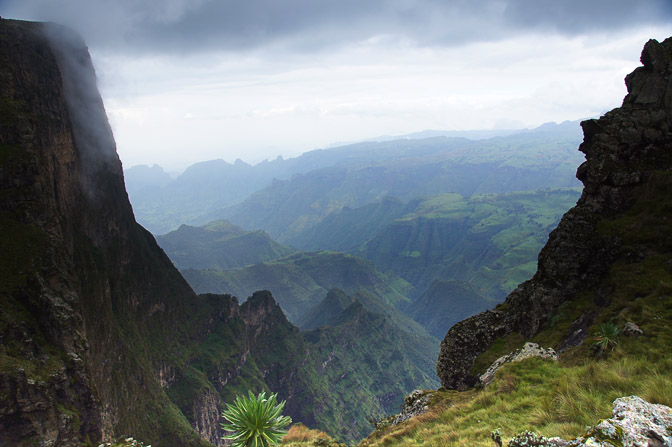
[
  {"xmin": 592, "ymin": 323, "xmax": 620, "ymax": 353},
  {"xmin": 221, "ymin": 391, "xmax": 292, "ymax": 447}
]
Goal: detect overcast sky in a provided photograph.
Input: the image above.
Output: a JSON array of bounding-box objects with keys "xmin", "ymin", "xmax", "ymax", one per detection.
[{"xmin": 4, "ymin": 0, "xmax": 672, "ymax": 171}]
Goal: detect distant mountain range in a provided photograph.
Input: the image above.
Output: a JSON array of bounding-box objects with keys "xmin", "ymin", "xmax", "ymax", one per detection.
[{"xmin": 125, "ymin": 121, "xmax": 584, "ymax": 235}]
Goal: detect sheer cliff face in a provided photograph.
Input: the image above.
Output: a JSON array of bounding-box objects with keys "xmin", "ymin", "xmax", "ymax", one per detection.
[
  {"xmin": 0, "ymin": 19, "xmax": 210, "ymax": 446},
  {"xmin": 0, "ymin": 20, "xmax": 105, "ymax": 445},
  {"xmin": 437, "ymin": 37, "xmax": 672, "ymax": 390}
]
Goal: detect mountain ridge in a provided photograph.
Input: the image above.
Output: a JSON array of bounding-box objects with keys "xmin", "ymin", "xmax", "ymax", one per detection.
[
  {"xmin": 437, "ymin": 36, "xmax": 672, "ymax": 390},
  {"xmin": 127, "ymin": 127, "xmax": 584, "ymax": 235}
]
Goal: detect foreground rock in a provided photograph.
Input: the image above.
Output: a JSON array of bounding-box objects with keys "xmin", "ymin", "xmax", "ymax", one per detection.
[
  {"xmin": 393, "ymin": 390, "xmax": 433, "ymax": 425},
  {"xmin": 479, "ymin": 342, "xmax": 557, "ymax": 386},
  {"xmin": 507, "ymin": 396, "xmax": 672, "ymax": 447}
]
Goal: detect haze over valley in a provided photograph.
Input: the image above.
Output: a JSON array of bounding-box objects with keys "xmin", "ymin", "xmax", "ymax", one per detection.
[{"xmin": 2, "ymin": 2, "xmax": 672, "ymax": 447}]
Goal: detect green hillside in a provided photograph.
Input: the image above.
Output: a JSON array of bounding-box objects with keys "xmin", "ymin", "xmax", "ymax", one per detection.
[
  {"xmin": 156, "ymin": 220, "xmax": 295, "ymax": 270},
  {"xmin": 405, "ymin": 280, "xmax": 497, "ymax": 339},
  {"xmin": 296, "ymin": 288, "xmax": 356, "ymax": 330},
  {"xmin": 162, "ymin": 290, "xmax": 439, "ymax": 443},
  {"xmin": 288, "ymin": 196, "xmax": 408, "ymax": 252},
  {"xmin": 182, "ymin": 251, "xmax": 415, "ymax": 325},
  {"xmin": 304, "ymin": 299, "xmax": 439, "ymax": 432},
  {"xmin": 292, "ymin": 189, "xmax": 579, "ymax": 301},
  {"xmin": 362, "ymin": 189, "xmax": 579, "ymax": 299}
]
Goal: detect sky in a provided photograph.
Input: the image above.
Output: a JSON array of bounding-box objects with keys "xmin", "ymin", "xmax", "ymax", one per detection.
[{"xmin": 3, "ymin": 0, "xmax": 672, "ymax": 172}]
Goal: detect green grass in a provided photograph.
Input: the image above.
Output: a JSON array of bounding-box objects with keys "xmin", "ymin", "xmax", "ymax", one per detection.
[
  {"xmin": 361, "ymin": 324, "xmax": 671, "ymax": 447},
  {"xmin": 359, "ymin": 174, "xmax": 672, "ymax": 447}
]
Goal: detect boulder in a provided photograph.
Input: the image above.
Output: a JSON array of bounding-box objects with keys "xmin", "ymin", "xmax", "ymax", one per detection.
[
  {"xmin": 507, "ymin": 396, "xmax": 672, "ymax": 447},
  {"xmin": 479, "ymin": 342, "xmax": 557, "ymax": 386},
  {"xmin": 392, "ymin": 390, "xmax": 433, "ymax": 425},
  {"xmin": 623, "ymin": 322, "xmax": 644, "ymax": 336}
]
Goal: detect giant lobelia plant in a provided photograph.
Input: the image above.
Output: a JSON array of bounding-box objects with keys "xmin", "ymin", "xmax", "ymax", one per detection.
[{"xmin": 221, "ymin": 391, "xmax": 292, "ymax": 447}]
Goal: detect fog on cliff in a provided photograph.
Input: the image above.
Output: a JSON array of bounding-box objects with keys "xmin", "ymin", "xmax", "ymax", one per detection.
[{"xmin": 4, "ymin": 0, "xmax": 672, "ymax": 171}]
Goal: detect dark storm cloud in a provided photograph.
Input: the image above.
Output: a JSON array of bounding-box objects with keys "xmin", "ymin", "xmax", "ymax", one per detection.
[{"xmin": 4, "ymin": 0, "xmax": 671, "ymax": 54}]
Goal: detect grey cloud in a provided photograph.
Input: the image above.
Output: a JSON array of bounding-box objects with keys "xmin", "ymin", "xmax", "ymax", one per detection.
[
  {"xmin": 4, "ymin": 0, "xmax": 671, "ymax": 55},
  {"xmin": 503, "ymin": 0, "xmax": 672, "ymax": 34}
]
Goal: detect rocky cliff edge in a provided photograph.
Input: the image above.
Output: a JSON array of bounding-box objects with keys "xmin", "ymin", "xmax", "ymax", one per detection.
[{"xmin": 437, "ymin": 37, "xmax": 672, "ymax": 389}]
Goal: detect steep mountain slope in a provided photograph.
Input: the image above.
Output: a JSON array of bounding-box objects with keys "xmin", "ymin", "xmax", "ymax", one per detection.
[
  {"xmin": 287, "ymin": 196, "xmax": 410, "ymax": 251},
  {"xmin": 0, "ymin": 20, "xmax": 439, "ymax": 446},
  {"xmin": 182, "ymin": 251, "xmax": 415, "ymax": 324},
  {"xmin": 0, "ymin": 20, "xmax": 210, "ymax": 446},
  {"xmin": 304, "ymin": 298, "xmax": 439, "ymax": 425},
  {"xmin": 296, "ymin": 288, "xmax": 356, "ymax": 330},
  {"xmin": 405, "ymin": 280, "xmax": 496, "ymax": 339},
  {"xmin": 156, "ymin": 220, "xmax": 295, "ymax": 270},
  {"xmin": 437, "ymin": 36, "xmax": 672, "ymax": 389}
]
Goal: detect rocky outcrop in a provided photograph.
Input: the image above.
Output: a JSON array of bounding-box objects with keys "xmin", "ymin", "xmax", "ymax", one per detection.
[
  {"xmin": 392, "ymin": 390, "xmax": 433, "ymax": 425},
  {"xmin": 437, "ymin": 36, "xmax": 672, "ymax": 389},
  {"xmin": 507, "ymin": 396, "xmax": 672, "ymax": 447},
  {"xmin": 191, "ymin": 389, "xmax": 224, "ymax": 446},
  {"xmin": 479, "ymin": 342, "xmax": 557, "ymax": 386}
]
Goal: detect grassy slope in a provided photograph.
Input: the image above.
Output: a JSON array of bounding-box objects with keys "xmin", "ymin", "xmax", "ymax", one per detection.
[
  {"xmin": 352, "ymin": 173, "xmax": 672, "ymax": 447},
  {"xmin": 156, "ymin": 220, "xmax": 295, "ymax": 270},
  {"xmin": 362, "ymin": 189, "xmax": 580, "ymax": 300}
]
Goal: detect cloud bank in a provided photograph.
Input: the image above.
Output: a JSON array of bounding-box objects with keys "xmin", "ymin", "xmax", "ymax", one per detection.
[{"xmin": 5, "ymin": 0, "xmax": 672, "ymax": 54}]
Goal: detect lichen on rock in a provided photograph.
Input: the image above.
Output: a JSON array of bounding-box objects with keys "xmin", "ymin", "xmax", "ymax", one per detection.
[
  {"xmin": 392, "ymin": 390, "xmax": 433, "ymax": 425},
  {"xmin": 507, "ymin": 396, "xmax": 672, "ymax": 447}
]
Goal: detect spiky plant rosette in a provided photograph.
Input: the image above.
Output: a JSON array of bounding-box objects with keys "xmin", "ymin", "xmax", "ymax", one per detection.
[
  {"xmin": 221, "ymin": 391, "xmax": 292, "ymax": 447},
  {"xmin": 592, "ymin": 322, "xmax": 620, "ymax": 352}
]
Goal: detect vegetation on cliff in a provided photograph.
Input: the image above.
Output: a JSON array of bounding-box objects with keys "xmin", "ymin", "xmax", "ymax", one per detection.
[{"xmin": 357, "ymin": 36, "xmax": 672, "ymax": 447}]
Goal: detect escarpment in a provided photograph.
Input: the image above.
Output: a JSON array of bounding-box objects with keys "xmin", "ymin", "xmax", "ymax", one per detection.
[
  {"xmin": 437, "ymin": 37, "xmax": 672, "ymax": 389},
  {"xmin": 0, "ymin": 19, "xmax": 214, "ymax": 446}
]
